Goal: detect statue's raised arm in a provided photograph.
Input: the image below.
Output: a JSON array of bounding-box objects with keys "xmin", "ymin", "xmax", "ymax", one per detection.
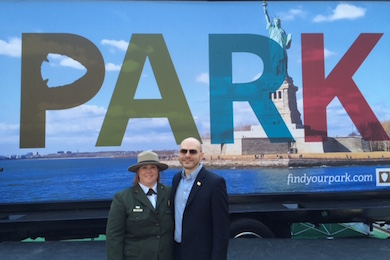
[{"xmin": 263, "ymin": 1, "xmax": 271, "ymax": 26}]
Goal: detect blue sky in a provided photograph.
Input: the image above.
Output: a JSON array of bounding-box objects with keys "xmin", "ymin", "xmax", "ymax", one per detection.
[{"xmin": 1, "ymin": 1, "xmax": 390, "ymax": 156}]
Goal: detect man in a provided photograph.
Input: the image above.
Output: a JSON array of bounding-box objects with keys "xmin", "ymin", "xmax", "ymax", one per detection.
[{"xmin": 172, "ymin": 137, "xmax": 230, "ymax": 260}]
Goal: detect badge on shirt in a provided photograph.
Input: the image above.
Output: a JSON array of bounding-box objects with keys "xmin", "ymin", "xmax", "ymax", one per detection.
[{"xmin": 133, "ymin": 205, "xmax": 143, "ymax": 212}]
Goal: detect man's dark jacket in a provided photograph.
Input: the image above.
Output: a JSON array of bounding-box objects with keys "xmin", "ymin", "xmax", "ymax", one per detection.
[{"xmin": 172, "ymin": 166, "xmax": 230, "ymax": 260}]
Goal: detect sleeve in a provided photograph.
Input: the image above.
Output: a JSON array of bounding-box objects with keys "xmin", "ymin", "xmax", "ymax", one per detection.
[
  {"xmin": 211, "ymin": 177, "xmax": 230, "ymax": 260},
  {"xmin": 106, "ymin": 191, "xmax": 127, "ymax": 260}
]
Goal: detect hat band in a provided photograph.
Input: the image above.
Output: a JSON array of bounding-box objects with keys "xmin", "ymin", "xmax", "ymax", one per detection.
[{"xmin": 138, "ymin": 160, "xmax": 160, "ymax": 164}]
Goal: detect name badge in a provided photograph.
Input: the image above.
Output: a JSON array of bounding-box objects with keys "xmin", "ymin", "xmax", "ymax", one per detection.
[{"xmin": 133, "ymin": 205, "xmax": 143, "ymax": 212}]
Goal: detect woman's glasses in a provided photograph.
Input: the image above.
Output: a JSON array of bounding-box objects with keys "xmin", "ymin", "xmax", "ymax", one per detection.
[{"xmin": 179, "ymin": 149, "xmax": 199, "ymax": 155}]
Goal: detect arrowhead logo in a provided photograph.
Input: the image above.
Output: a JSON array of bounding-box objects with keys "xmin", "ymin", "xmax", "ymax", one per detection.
[
  {"xmin": 380, "ymin": 172, "xmax": 389, "ymax": 183},
  {"xmin": 376, "ymin": 168, "xmax": 390, "ymax": 186}
]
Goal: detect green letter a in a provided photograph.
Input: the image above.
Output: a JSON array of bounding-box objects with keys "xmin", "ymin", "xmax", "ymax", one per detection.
[{"xmin": 97, "ymin": 34, "xmax": 200, "ymax": 146}]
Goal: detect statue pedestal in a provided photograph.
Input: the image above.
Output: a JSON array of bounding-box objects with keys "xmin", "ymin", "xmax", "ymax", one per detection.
[{"xmin": 271, "ymin": 76, "xmax": 303, "ymax": 126}]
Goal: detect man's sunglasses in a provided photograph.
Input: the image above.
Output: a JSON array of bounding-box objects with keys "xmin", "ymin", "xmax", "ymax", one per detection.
[{"xmin": 179, "ymin": 149, "xmax": 199, "ymax": 155}]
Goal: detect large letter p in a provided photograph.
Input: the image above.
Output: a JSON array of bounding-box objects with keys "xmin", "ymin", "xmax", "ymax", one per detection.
[{"xmin": 20, "ymin": 33, "xmax": 104, "ymax": 148}]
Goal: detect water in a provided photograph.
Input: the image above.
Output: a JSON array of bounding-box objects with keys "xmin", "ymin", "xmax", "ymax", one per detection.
[{"xmin": 1, "ymin": 158, "xmax": 390, "ymax": 203}]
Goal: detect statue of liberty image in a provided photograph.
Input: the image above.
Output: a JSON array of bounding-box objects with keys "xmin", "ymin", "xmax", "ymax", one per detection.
[{"xmin": 263, "ymin": 0, "xmax": 292, "ymax": 77}]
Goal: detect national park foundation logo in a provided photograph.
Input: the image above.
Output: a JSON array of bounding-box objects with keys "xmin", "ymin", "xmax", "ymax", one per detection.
[{"xmin": 376, "ymin": 168, "xmax": 390, "ymax": 186}]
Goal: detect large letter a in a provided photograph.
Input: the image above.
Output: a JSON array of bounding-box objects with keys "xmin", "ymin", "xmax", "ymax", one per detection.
[{"xmin": 97, "ymin": 34, "xmax": 200, "ymax": 146}]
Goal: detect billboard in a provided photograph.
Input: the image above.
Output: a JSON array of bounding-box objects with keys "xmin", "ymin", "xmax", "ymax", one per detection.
[
  {"xmin": 1, "ymin": 1, "xmax": 390, "ymax": 203},
  {"xmin": 2, "ymin": 0, "xmax": 390, "ymax": 155}
]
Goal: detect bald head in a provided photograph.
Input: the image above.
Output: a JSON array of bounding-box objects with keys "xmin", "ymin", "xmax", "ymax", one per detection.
[{"xmin": 180, "ymin": 137, "xmax": 202, "ymax": 151}]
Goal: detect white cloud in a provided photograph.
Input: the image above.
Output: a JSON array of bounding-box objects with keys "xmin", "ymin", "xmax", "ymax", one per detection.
[
  {"xmin": 324, "ymin": 48, "xmax": 336, "ymax": 58},
  {"xmin": 123, "ymin": 132, "xmax": 176, "ymax": 146},
  {"xmin": 46, "ymin": 105, "xmax": 106, "ymax": 136},
  {"xmin": 313, "ymin": 3, "xmax": 366, "ymax": 22},
  {"xmin": 122, "ymin": 134, "xmax": 178, "ymax": 151},
  {"xmin": 101, "ymin": 40, "xmax": 128, "ymax": 73},
  {"xmin": 327, "ymin": 98, "xmax": 355, "ymax": 137},
  {"xmin": 331, "ymin": 3, "xmax": 366, "ymax": 20},
  {"xmin": 233, "ymin": 102, "xmax": 260, "ymax": 127},
  {"xmin": 122, "ymin": 118, "xmax": 178, "ymax": 149},
  {"xmin": 279, "ymin": 8, "xmax": 306, "ymax": 21},
  {"xmin": 125, "ymin": 118, "xmax": 171, "ymax": 134},
  {"xmin": 48, "ymin": 54, "xmax": 86, "ymax": 70},
  {"xmin": 196, "ymin": 73, "xmax": 209, "ymax": 84},
  {"xmin": 101, "ymin": 39, "xmax": 128, "ymax": 51},
  {"xmin": 106, "ymin": 62, "xmax": 121, "ymax": 71},
  {"xmin": 0, "ymin": 37, "xmax": 21, "ymax": 57},
  {"xmin": 313, "ymin": 15, "xmax": 327, "ymax": 23},
  {"xmin": 369, "ymin": 104, "xmax": 390, "ymax": 123},
  {"xmin": 0, "ymin": 123, "xmax": 19, "ymax": 135}
]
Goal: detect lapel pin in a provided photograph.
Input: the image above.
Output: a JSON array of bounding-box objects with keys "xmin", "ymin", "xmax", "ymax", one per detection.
[{"xmin": 197, "ymin": 181, "xmax": 201, "ymax": 186}]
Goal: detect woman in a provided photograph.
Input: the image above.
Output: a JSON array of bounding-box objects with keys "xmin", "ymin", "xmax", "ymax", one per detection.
[{"xmin": 106, "ymin": 150, "xmax": 173, "ymax": 260}]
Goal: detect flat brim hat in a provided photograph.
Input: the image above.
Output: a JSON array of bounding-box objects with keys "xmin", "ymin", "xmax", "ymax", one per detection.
[{"xmin": 128, "ymin": 150, "xmax": 168, "ymax": 172}]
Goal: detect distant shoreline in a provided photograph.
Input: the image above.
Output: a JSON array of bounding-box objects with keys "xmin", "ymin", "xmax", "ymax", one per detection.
[
  {"xmin": 162, "ymin": 157, "xmax": 390, "ymax": 169},
  {"xmin": 3, "ymin": 151, "xmax": 390, "ymax": 169}
]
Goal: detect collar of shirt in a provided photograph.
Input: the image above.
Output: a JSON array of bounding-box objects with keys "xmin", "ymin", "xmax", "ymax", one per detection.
[
  {"xmin": 138, "ymin": 183, "xmax": 157, "ymax": 194},
  {"xmin": 181, "ymin": 163, "xmax": 203, "ymax": 181}
]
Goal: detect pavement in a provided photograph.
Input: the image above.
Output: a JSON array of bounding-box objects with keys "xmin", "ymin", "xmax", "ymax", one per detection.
[{"xmin": 1, "ymin": 238, "xmax": 390, "ymax": 260}]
